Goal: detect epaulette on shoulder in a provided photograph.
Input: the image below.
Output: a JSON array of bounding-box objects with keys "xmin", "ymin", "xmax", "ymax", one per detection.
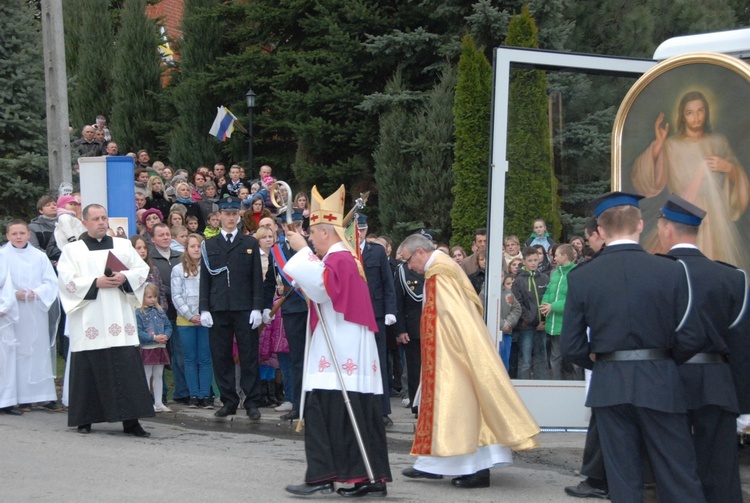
[
  {"xmin": 654, "ymin": 253, "xmax": 679, "ymax": 261},
  {"xmin": 715, "ymin": 260, "xmax": 739, "ymax": 270}
]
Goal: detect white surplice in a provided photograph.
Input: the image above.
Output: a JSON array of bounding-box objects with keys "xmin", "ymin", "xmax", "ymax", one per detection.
[
  {"xmin": 283, "ymin": 243, "xmax": 382, "ymax": 395},
  {"xmin": 57, "ymin": 237, "xmax": 149, "ymax": 353},
  {"xmin": 1, "ymin": 244, "xmax": 58, "ymax": 404},
  {"xmin": 0, "ymin": 260, "xmax": 19, "ymax": 408}
]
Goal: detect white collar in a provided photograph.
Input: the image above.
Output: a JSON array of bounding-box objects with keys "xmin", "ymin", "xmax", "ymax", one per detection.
[
  {"xmin": 607, "ymin": 239, "xmax": 638, "ymax": 246},
  {"xmin": 670, "ymin": 243, "xmax": 699, "ymax": 251},
  {"xmin": 221, "ymin": 229, "xmax": 237, "ymax": 240}
]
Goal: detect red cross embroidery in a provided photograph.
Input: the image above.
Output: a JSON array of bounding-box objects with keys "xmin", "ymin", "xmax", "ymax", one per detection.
[
  {"xmin": 323, "ymin": 213, "xmax": 337, "ymax": 222},
  {"xmin": 310, "ymin": 214, "xmax": 319, "ymax": 222},
  {"xmin": 66, "ymin": 281, "xmax": 76, "ymax": 293},
  {"xmin": 108, "ymin": 324, "xmax": 122, "ymax": 336},
  {"xmin": 372, "ymin": 361, "xmax": 377, "ymax": 373},
  {"xmin": 342, "ymin": 358, "xmax": 358, "ymax": 376},
  {"xmin": 85, "ymin": 327, "xmax": 99, "ymax": 340},
  {"xmin": 124, "ymin": 323, "xmax": 136, "ymax": 336},
  {"xmin": 318, "ymin": 356, "xmax": 331, "ymax": 372}
]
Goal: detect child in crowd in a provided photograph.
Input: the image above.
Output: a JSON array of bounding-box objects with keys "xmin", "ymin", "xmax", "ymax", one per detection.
[
  {"xmin": 136, "ymin": 283, "xmax": 172, "ymax": 413},
  {"xmin": 499, "ymin": 272, "xmax": 521, "ymax": 372},
  {"xmin": 171, "ymin": 234, "xmax": 214, "ymax": 408},
  {"xmin": 185, "ymin": 215, "xmax": 199, "ymax": 233},
  {"xmin": 512, "ymin": 246, "xmax": 550, "ymax": 380},
  {"xmin": 167, "ymin": 211, "xmax": 183, "ymax": 228},
  {"xmin": 170, "ymin": 225, "xmax": 188, "ymax": 252},
  {"xmin": 130, "ymin": 235, "xmax": 168, "ymax": 311},
  {"xmin": 468, "ymin": 249, "xmax": 486, "ymax": 294},
  {"xmin": 203, "ymin": 212, "xmax": 220, "ymax": 240}
]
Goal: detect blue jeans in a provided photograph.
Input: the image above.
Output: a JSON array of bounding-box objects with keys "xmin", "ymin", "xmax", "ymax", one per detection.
[
  {"xmin": 169, "ymin": 321, "xmax": 191, "ymax": 399},
  {"xmin": 499, "ymin": 333, "xmax": 512, "ymax": 372},
  {"xmin": 178, "ymin": 325, "xmax": 212, "ymax": 399},
  {"xmin": 277, "ymin": 352, "xmax": 294, "ymax": 403},
  {"xmin": 516, "ymin": 329, "xmax": 549, "ymax": 380}
]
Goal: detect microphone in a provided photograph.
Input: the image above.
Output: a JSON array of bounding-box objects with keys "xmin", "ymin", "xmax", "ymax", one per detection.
[{"xmin": 104, "ymin": 268, "xmax": 113, "ymax": 277}]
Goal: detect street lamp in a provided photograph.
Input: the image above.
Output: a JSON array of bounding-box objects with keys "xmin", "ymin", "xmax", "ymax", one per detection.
[{"xmin": 246, "ymin": 88, "xmax": 257, "ymax": 178}]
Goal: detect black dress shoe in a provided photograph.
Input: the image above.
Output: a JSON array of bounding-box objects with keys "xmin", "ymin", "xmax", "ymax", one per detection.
[
  {"xmin": 402, "ymin": 467, "xmax": 443, "ymax": 479},
  {"xmin": 337, "ymin": 481, "xmax": 387, "ymax": 498},
  {"xmin": 1, "ymin": 406, "xmax": 23, "ymax": 416},
  {"xmin": 280, "ymin": 410, "xmax": 299, "ymax": 420},
  {"xmin": 451, "ymin": 469, "xmax": 490, "ymax": 488},
  {"xmin": 77, "ymin": 424, "xmax": 91, "ymax": 434},
  {"xmin": 563, "ymin": 480, "xmax": 609, "ymax": 499},
  {"xmin": 173, "ymin": 397, "xmax": 191, "ymax": 405},
  {"xmin": 214, "ymin": 405, "xmax": 237, "ymax": 417},
  {"xmin": 284, "ymin": 482, "xmax": 334, "ymax": 496},
  {"xmin": 246, "ymin": 407, "xmax": 261, "ymax": 420},
  {"xmin": 382, "ymin": 415, "xmax": 393, "ymax": 427},
  {"xmin": 123, "ymin": 423, "xmax": 151, "ymax": 438}
]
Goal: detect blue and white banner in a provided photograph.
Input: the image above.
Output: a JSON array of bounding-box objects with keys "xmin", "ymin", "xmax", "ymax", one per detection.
[{"xmin": 78, "ymin": 156, "xmax": 137, "ymax": 237}]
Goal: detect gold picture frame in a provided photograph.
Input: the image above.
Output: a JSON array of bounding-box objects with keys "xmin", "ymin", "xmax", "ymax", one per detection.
[{"xmin": 611, "ymin": 52, "xmax": 750, "ymax": 270}]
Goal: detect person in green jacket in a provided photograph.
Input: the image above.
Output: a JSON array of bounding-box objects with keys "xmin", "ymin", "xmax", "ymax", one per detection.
[{"xmin": 540, "ymin": 244, "xmax": 576, "ymax": 380}]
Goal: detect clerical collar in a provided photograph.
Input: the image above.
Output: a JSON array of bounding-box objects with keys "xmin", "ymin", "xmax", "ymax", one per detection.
[{"xmin": 81, "ymin": 233, "xmax": 114, "ymax": 249}]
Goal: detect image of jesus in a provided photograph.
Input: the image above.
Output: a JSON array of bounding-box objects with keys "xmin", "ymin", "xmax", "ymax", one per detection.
[{"xmin": 631, "ymin": 90, "xmax": 750, "ymax": 270}]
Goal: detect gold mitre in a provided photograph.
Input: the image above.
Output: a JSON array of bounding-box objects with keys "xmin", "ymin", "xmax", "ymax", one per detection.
[{"xmin": 309, "ymin": 184, "xmax": 345, "ymax": 227}]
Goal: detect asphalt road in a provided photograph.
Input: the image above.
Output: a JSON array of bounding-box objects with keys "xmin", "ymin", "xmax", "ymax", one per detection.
[{"xmin": 2, "ymin": 400, "xmax": 749, "ymax": 502}]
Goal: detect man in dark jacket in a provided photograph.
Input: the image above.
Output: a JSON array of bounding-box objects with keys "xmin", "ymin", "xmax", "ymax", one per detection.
[
  {"xmin": 199, "ymin": 196, "xmax": 266, "ymax": 420},
  {"xmin": 149, "ymin": 223, "xmax": 187, "ymax": 403},
  {"xmin": 561, "ymin": 192, "xmax": 706, "ymax": 503},
  {"xmin": 658, "ymin": 193, "xmax": 748, "ymax": 503},
  {"xmin": 358, "ymin": 215, "xmax": 397, "ymax": 425},
  {"xmin": 394, "ymin": 261, "xmax": 423, "ymax": 413}
]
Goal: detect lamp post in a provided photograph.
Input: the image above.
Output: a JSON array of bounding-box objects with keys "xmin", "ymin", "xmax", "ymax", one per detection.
[{"xmin": 246, "ymin": 88, "xmax": 257, "ymax": 178}]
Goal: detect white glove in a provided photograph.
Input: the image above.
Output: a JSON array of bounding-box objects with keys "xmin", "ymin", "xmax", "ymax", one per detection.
[
  {"xmin": 737, "ymin": 414, "xmax": 750, "ymax": 433},
  {"xmin": 200, "ymin": 311, "xmax": 213, "ymax": 328},
  {"xmin": 262, "ymin": 308, "xmax": 274, "ymax": 324},
  {"xmin": 249, "ymin": 310, "xmax": 263, "ymax": 329},
  {"xmin": 384, "ymin": 314, "xmax": 397, "ymax": 326}
]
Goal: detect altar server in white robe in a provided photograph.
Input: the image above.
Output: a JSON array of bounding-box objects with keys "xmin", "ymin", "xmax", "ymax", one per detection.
[
  {"xmin": 2, "ymin": 220, "xmax": 60, "ymax": 410},
  {"xmin": 0, "ymin": 251, "xmax": 19, "ymax": 414}
]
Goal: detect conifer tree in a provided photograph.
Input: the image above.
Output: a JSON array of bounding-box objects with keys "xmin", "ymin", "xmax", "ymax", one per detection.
[
  {"xmin": 66, "ymin": 0, "xmax": 114, "ymax": 131},
  {"xmin": 450, "ymin": 35, "xmax": 492, "ymax": 249},
  {"xmin": 167, "ymin": 0, "xmax": 225, "ymax": 169},
  {"xmin": 504, "ymin": 6, "xmax": 560, "ymax": 241},
  {"xmin": 110, "ymin": 0, "xmax": 162, "ymax": 153},
  {"xmin": 0, "ymin": 2, "xmax": 48, "ymax": 222}
]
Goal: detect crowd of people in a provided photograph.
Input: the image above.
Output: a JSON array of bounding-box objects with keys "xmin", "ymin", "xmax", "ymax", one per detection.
[{"xmin": 1, "ymin": 115, "xmax": 747, "ymax": 501}]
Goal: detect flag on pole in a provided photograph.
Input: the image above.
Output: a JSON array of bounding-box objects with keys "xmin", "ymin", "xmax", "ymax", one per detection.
[{"xmin": 209, "ymin": 106, "xmax": 237, "ymax": 141}]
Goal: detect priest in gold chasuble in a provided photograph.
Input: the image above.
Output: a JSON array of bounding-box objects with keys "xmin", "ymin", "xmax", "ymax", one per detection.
[{"xmin": 397, "ymin": 234, "xmax": 539, "ymax": 489}]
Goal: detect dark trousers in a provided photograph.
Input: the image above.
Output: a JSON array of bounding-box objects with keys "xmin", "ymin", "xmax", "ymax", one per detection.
[
  {"xmin": 403, "ymin": 338, "xmax": 421, "ymax": 410},
  {"xmin": 282, "ymin": 311, "xmax": 308, "ymax": 412},
  {"xmin": 596, "ymin": 404, "xmax": 705, "ymax": 503},
  {"xmin": 208, "ymin": 310, "xmax": 260, "ymax": 411},
  {"xmin": 581, "ymin": 409, "xmax": 607, "ymax": 482},
  {"xmin": 688, "ymin": 405, "xmax": 742, "ymax": 503},
  {"xmin": 374, "ymin": 317, "xmax": 390, "ymax": 415}
]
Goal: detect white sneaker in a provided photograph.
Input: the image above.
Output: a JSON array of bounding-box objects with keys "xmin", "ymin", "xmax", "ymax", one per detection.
[
  {"xmin": 155, "ymin": 405, "xmax": 172, "ymax": 413},
  {"xmin": 274, "ymin": 401, "xmax": 293, "ymax": 412},
  {"xmin": 401, "ymin": 397, "xmax": 411, "ymax": 408}
]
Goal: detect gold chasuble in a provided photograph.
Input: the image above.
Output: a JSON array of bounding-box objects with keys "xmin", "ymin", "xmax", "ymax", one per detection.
[{"xmin": 412, "ymin": 252, "xmax": 539, "ymax": 457}]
